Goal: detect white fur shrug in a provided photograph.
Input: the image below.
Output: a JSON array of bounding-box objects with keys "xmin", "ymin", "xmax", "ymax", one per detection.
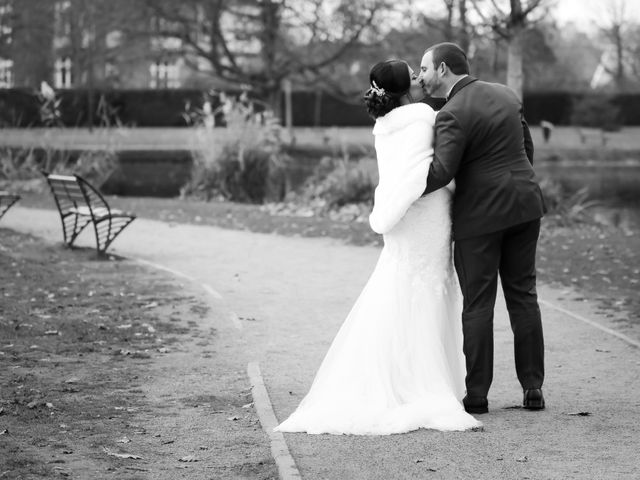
[{"xmin": 368, "ymin": 103, "xmax": 438, "ymax": 234}]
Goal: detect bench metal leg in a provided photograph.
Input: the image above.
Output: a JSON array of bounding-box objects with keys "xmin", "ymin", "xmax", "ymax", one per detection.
[
  {"xmin": 92, "ymin": 216, "xmax": 136, "ymax": 255},
  {"xmin": 0, "ymin": 195, "xmax": 20, "ymax": 220},
  {"xmin": 60, "ymin": 213, "xmax": 92, "ymax": 247}
]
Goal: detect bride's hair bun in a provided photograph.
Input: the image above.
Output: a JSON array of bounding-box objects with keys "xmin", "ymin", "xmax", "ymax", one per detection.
[{"xmin": 364, "ymin": 60, "xmax": 411, "ymax": 119}]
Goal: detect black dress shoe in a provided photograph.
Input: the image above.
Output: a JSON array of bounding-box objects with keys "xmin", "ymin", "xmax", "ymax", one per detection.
[
  {"xmin": 463, "ymin": 395, "xmax": 488, "ymax": 414},
  {"xmin": 523, "ymin": 388, "xmax": 545, "ymax": 410}
]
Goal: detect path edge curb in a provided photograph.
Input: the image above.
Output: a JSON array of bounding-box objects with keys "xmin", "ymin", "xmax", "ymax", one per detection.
[
  {"xmin": 248, "ymin": 361, "xmax": 302, "ymax": 480},
  {"xmin": 540, "ymin": 298, "xmax": 640, "ymax": 349}
]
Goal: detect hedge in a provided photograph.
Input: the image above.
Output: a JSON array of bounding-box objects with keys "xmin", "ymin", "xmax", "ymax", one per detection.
[
  {"xmin": 0, "ymin": 88, "xmax": 42, "ymax": 127},
  {"xmin": 0, "ymin": 89, "xmax": 222, "ymax": 127},
  {"xmin": 522, "ymin": 92, "xmax": 574, "ymax": 125},
  {"xmin": 1, "ymin": 88, "xmax": 639, "ymax": 127}
]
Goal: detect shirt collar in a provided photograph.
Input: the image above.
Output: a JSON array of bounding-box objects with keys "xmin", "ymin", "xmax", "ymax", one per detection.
[{"xmin": 446, "ymin": 75, "xmax": 469, "ymax": 100}]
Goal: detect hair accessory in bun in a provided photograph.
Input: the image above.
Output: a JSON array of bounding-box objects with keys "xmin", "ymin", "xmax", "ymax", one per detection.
[{"xmin": 370, "ymin": 80, "xmax": 386, "ymax": 97}]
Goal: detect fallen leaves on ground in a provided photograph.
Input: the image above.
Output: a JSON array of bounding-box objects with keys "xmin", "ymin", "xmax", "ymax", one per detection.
[
  {"xmin": 178, "ymin": 455, "xmax": 198, "ymax": 462},
  {"xmin": 103, "ymin": 447, "xmax": 143, "ymax": 460}
]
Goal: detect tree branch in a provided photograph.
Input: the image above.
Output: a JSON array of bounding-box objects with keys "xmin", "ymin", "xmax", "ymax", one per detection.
[{"xmin": 291, "ymin": 8, "xmax": 376, "ymax": 72}]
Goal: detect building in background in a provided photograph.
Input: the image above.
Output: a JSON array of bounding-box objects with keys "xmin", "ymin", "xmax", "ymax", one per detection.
[{"xmin": 0, "ymin": 0, "xmax": 248, "ymax": 90}]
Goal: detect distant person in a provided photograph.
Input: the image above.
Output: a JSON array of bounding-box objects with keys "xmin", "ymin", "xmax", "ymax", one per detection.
[
  {"xmin": 202, "ymin": 100, "xmax": 215, "ymax": 128},
  {"xmin": 541, "ymin": 120, "xmax": 554, "ymax": 143},
  {"xmin": 274, "ymin": 59, "xmax": 482, "ymax": 435},
  {"xmin": 418, "ymin": 43, "xmax": 547, "ymax": 414}
]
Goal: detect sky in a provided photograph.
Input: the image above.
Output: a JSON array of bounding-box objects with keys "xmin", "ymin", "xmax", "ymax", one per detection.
[
  {"xmin": 418, "ymin": 0, "xmax": 640, "ymax": 32},
  {"xmin": 539, "ymin": 0, "xmax": 639, "ymax": 31}
]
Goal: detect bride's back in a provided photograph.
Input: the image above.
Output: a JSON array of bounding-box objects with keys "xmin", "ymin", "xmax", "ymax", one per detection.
[{"xmin": 383, "ymin": 188, "xmax": 453, "ymax": 277}]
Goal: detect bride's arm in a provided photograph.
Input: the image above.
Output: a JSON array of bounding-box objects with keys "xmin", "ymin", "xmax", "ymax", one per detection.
[{"xmin": 369, "ymin": 119, "xmax": 434, "ymax": 235}]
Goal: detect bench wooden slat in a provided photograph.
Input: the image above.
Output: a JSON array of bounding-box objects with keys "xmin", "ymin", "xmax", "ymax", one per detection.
[
  {"xmin": 53, "ymin": 191, "xmax": 84, "ymax": 203},
  {"xmin": 51, "ymin": 188, "xmax": 83, "ymax": 199},
  {"xmin": 68, "ymin": 206, "xmax": 130, "ymax": 221},
  {"xmin": 50, "ymin": 181, "xmax": 82, "ymax": 190},
  {"xmin": 48, "ymin": 174, "xmax": 77, "ymax": 181}
]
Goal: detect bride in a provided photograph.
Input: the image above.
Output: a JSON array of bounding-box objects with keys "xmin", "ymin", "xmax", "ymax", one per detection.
[{"xmin": 275, "ymin": 60, "xmax": 481, "ymax": 435}]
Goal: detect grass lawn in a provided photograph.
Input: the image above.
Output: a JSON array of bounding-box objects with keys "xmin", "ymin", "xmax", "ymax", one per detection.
[{"xmin": 16, "ymin": 189, "xmax": 640, "ymax": 329}]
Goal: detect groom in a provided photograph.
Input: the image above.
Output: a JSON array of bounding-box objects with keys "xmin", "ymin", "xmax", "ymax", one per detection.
[{"xmin": 417, "ymin": 42, "xmax": 547, "ymax": 414}]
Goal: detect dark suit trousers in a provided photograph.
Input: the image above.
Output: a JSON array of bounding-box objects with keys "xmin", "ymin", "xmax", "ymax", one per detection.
[{"xmin": 454, "ymin": 219, "xmax": 544, "ymax": 398}]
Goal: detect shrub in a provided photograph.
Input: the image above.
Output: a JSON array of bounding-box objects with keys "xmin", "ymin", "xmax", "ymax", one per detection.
[
  {"xmin": 260, "ymin": 155, "xmax": 375, "ymax": 223},
  {"xmin": 302, "ymin": 156, "xmax": 375, "ymax": 209},
  {"xmin": 276, "ymin": 155, "xmax": 375, "ymax": 221},
  {"xmin": 0, "ymin": 147, "xmax": 40, "ymax": 180},
  {"xmin": 37, "ymin": 82, "xmax": 63, "ymax": 127},
  {"xmin": 181, "ymin": 92, "xmax": 291, "ymax": 203},
  {"xmin": 186, "ymin": 143, "xmax": 288, "ymax": 203},
  {"xmin": 539, "ymin": 177, "xmax": 601, "ymax": 226},
  {"xmin": 65, "ymin": 150, "xmax": 119, "ymax": 189},
  {"xmin": 0, "ymin": 146, "xmax": 118, "ymax": 192}
]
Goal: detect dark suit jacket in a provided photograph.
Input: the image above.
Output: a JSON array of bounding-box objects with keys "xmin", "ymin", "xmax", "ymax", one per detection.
[
  {"xmin": 421, "ymin": 95, "xmax": 447, "ymax": 111},
  {"xmin": 424, "ymin": 76, "xmax": 546, "ymax": 240}
]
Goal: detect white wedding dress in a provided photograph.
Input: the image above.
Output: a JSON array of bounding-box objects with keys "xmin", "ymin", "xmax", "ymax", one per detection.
[{"xmin": 275, "ymin": 103, "xmax": 481, "ymax": 435}]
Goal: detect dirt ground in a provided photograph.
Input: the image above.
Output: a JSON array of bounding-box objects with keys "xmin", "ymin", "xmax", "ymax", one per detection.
[{"xmin": 0, "ymin": 229, "xmax": 277, "ymax": 480}]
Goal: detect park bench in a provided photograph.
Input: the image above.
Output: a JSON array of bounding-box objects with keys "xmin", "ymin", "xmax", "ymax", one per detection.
[
  {"xmin": 0, "ymin": 191, "xmax": 21, "ymax": 220},
  {"xmin": 42, "ymin": 172, "xmax": 136, "ymax": 255}
]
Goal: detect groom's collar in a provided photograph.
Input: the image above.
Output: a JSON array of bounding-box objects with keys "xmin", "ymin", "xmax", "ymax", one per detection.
[{"xmin": 447, "ymin": 75, "xmax": 477, "ymax": 101}]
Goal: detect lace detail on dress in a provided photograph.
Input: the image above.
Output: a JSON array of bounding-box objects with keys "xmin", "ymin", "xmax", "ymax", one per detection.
[{"xmin": 385, "ymin": 189, "xmax": 453, "ymax": 278}]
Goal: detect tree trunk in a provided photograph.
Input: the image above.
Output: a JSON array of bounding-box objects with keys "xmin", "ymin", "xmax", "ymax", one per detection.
[
  {"xmin": 260, "ymin": 1, "xmax": 282, "ymax": 118},
  {"xmin": 314, "ymin": 90, "xmax": 322, "ymax": 127},
  {"xmin": 613, "ymin": 25, "xmax": 625, "ymax": 90},
  {"xmin": 12, "ymin": 0, "xmax": 55, "ymax": 88},
  {"xmin": 458, "ymin": 0, "xmax": 470, "ymax": 53},
  {"xmin": 506, "ymin": 26, "xmax": 524, "ymax": 99},
  {"xmin": 443, "ymin": 0, "xmax": 454, "ymax": 41},
  {"xmin": 492, "ymin": 38, "xmax": 500, "ymax": 75},
  {"xmin": 265, "ymin": 87, "xmax": 282, "ymax": 121},
  {"xmin": 282, "ymin": 78, "xmax": 292, "ymax": 136}
]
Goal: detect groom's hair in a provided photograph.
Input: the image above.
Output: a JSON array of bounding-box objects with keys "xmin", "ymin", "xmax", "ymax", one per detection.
[{"xmin": 425, "ymin": 43, "xmax": 470, "ymax": 75}]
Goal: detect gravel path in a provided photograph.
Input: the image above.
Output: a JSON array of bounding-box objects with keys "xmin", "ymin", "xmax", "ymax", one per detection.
[{"xmin": 5, "ymin": 206, "xmax": 640, "ymax": 479}]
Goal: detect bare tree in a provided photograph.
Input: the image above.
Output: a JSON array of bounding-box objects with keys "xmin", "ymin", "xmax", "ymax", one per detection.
[
  {"xmin": 442, "ymin": 0, "xmax": 472, "ymax": 52},
  {"xmin": 130, "ymin": 0, "xmax": 392, "ymax": 114},
  {"xmin": 595, "ymin": 0, "xmax": 637, "ymax": 90},
  {"xmin": 628, "ymin": 25, "xmax": 640, "ymax": 85},
  {"xmin": 0, "ymin": 0, "xmax": 12, "ymax": 60},
  {"xmin": 50, "ymin": 0, "xmax": 140, "ymax": 126},
  {"xmin": 57, "ymin": 0, "xmax": 139, "ymax": 87},
  {"xmin": 10, "ymin": 0, "xmax": 55, "ymax": 88},
  {"xmin": 443, "ymin": 0, "xmax": 455, "ymax": 41},
  {"xmin": 469, "ymin": 0, "xmax": 549, "ymax": 98},
  {"xmin": 416, "ymin": 0, "xmax": 473, "ymax": 51},
  {"xmin": 458, "ymin": 0, "xmax": 471, "ymax": 53}
]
